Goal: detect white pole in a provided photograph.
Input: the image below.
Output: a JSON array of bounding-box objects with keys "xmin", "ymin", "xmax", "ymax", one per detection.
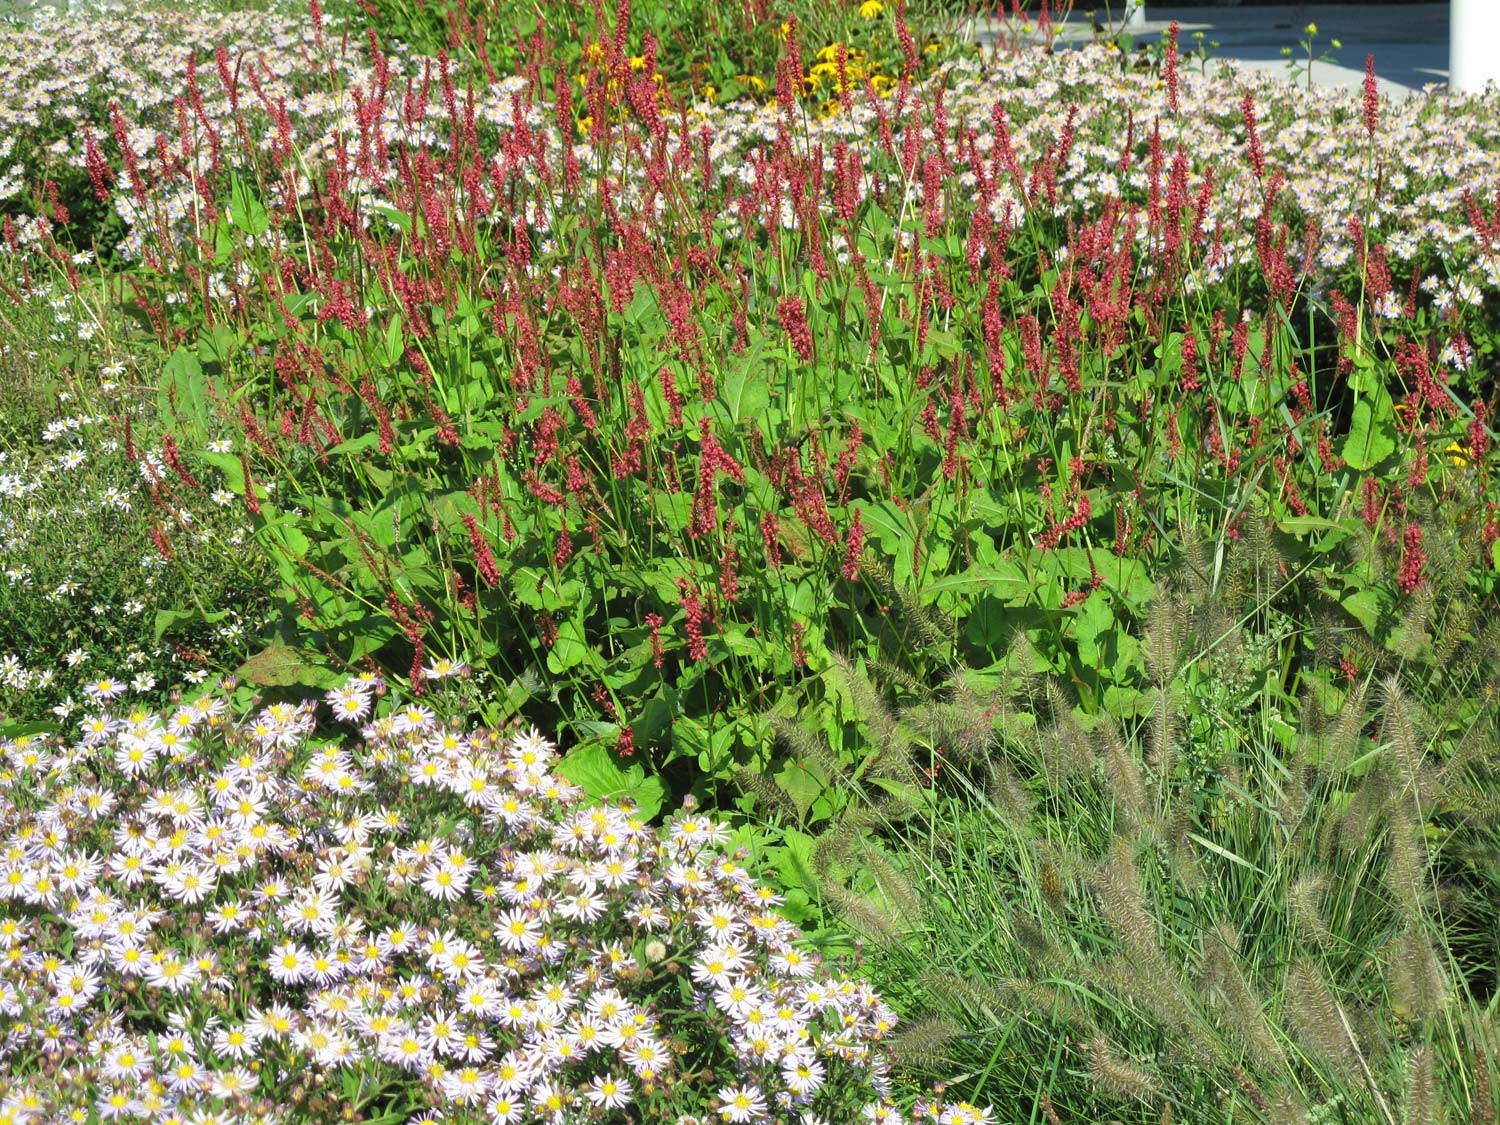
[
  {"xmin": 1451, "ymin": 0, "xmax": 1500, "ymax": 92},
  {"xmin": 1125, "ymin": 0, "xmax": 1145, "ymax": 29}
]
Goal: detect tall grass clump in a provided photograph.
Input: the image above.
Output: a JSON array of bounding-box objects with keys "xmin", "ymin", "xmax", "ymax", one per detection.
[{"xmin": 759, "ymin": 531, "xmax": 1500, "ymax": 1123}]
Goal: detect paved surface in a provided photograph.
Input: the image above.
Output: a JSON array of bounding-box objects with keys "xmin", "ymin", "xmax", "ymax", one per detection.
[{"xmin": 970, "ymin": 4, "xmax": 1449, "ymax": 98}]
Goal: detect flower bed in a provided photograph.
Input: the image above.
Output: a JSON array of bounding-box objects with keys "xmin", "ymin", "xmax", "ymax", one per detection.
[
  {"xmin": 0, "ymin": 671, "xmax": 990, "ymax": 1123},
  {"xmin": 2, "ymin": 2, "xmax": 1500, "ymax": 1121}
]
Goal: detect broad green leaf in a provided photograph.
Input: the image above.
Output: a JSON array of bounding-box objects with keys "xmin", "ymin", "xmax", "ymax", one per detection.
[
  {"xmin": 671, "ymin": 714, "xmax": 739, "ymax": 779},
  {"xmin": 771, "ymin": 762, "xmax": 825, "ymax": 819},
  {"xmin": 200, "ymin": 450, "xmax": 246, "ymax": 495},
  {"xmin": 158, "ymin": 347, "xmax": 210, "ymax": 442},
  {"xmin": 1343, "ymin": 386, "xmax": 1397, "ymax": 470},
  {"xmin": 1276, "ymin": 516, "xmax": 1354, "ymax": 538},
  {"xmin": 372, "ymin": 204, "xmax": 411, "ymax": 233},
  {"xmin": 715, "ymin": 341, "xmax": 770, "ymax": 430},
  {"xmin": 0, "ymin": 719, "xmax": 59, "ymax": 739},
  {"xmin": 1074, "ymin": 592, "xmax": 1141, "ymax": 681},
  {"xmin": 153, "ymin": 607, "xmax": 228, "ymax": 643},
  {"xmin": 265, "ymin": 516, "xmax": 310, "ymax": 560},
  {"xmin": 235, "ymin": 642, "xmax": 335, "ymax": 688},
  {"xmin": 197, "ymin": 324, "xmax": 240, "ymax": 368},
  {"xmin": 383, "ymin": 314, "xmax": 404, "ymax": 369},
  {"xmin": 555, "ymin": 742, "xmax": 665, "ymax": 819},
  {"xmin": 859, "ymin": 500, "xmax": 916, "ymax": 555},
  {"xmin": 323, "ymin": 430, "xmax": 383, "ymax": 458},
  {"xmin": 921, "ymin": 564, "xmax": 1029, "ymax": 599},
  {"xmin": 546, "ymin": 616, "xmax": 597, "ymax": 674},
  {"xmin": 650, "ymin": 490, "xmax": 693, "ymax": 534},
  {"xmin": 1341, "ymin": 585, "xmax": 1396, "ymax": 637},
  {"xmin": 228, "ymin": 174, "xmax": 270, "ymax": 236}
]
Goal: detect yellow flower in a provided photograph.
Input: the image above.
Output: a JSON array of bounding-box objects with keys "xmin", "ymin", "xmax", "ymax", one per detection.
[
  {"xmin": 816, "ymin": 43, "xmax": 841, "ymax": 63},
  {"xmin": 628, "ymin": 55, "xmax": 647, "ymax": 72},
  {"xmin": 576, "ymin": 115, "xmax": 593, "ymax": 135},
  {"xmin": 738, "ymin": 73, "xmax": 767, "ymax": 93},
  {"xmin": 584, "ymin": 41, "xmax": 605, "ymax": 64},
  {"xmin": 702, "ymin": 84, "xmax": 717, "ymax": 101},
  {"xmin": 1446, "ymin": 441, "xmax": 1472, "ymax": 466},
  {"xmin": 859, "ymin": 0, "xmax": 883, "ymax": 16},
  {"xmin": 1304, "ymin": 22, "xmax": 1317, "ymax": 35},
  {"xmin": 778, "ymin": 20, "xmax": 791, "ymax": 40}
]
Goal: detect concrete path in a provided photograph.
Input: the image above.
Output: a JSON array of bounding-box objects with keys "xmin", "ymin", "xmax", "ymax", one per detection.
[{"xmin": 970, "ymin": 4, "xmax": 1449, "ymax": 98}]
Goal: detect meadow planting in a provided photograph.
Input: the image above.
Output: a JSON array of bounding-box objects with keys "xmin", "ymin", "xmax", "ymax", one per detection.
[{"xmin": 0, "ymin": 0, "xmax": 1498, "ymax": 1121}]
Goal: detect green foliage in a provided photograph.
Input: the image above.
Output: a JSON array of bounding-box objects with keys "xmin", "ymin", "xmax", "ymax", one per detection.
[{"xmin": 83, "ymin": 34, "xmax": 1498, "ymax": 826}]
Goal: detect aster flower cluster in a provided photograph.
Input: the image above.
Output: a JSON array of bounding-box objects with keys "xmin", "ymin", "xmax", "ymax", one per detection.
[
  {"xmin": 0, "ymin": 364, "xmax": 269, "ymax": 724},
  {"xmin": 0, "ymin": 673, "xmax": 988, "ymax": 1125}
]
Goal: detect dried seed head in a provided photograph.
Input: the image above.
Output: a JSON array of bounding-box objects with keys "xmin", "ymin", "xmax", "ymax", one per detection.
[{"xmin": 1087, "ymin": 1034, "xmax": 1160, "ymax": 1101}]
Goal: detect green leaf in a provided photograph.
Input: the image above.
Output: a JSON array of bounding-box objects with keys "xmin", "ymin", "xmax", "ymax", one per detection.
[
  {"xmin": 650, "ymin": 491, "xmax": 693, "ymax": 534},
  {"xmin": 197, "ymin": 324, "xmax": 240, "ymax": 368},
  {"xmin": 323, "ymin": 430, "xmax": 383, "ymax": 458},
  {"xmin": 268, "ymin": 518, "xmax": 310, "ymax": 560},
  {"xmin": 1341, "ymin": 585, "xmax": 1396, "ymax": 637},
  {"xmin": 859, "ymin": 500, "xmax": 918, "ymax": 578},
  {"xmin": 0, "ymin": 718, "xmax": 62, "ymax": 739},
  {"xmin": 1276, "ymin": 516, "xmax": 1353, "ymax": 538},
  {"xmin": 211, "ymin": 221, "xmax": 235, "ymax": 266},
  {"xmin": 372, "ymin": 204, "xmax": 411, "ymax": 233},
  {"xmin": 153, "ymin": 607, "xmax": 228, "ymax": 643},
  {"xmin": 921, "ymin": 563, "xmax": 1029, "ymax": 600},
  {"xmin": 1074, "ymin": 592, "xmax": 1141, "ymax": 682},
  {"xmin": 382, "ymin": 315, "xmax": 404, "ymax": 369},
  {"xmin": 201, "ymin": 450, "xmax": 246, "ymax": 494},
  {"xmin": 763, "ymin": 827, "xmax": 820, "ymax": 894},
  {"xmin": 1343, "ymin": 385, "xmax": 1397, "ymax": 470},
  {"xmin": 555, "ymin": 743, "xmax": 665, "ymax": 818},
  {"xmin": 228, "ymin": 174, "xmax": 270, "ymax": 236},
  {"xmin": 235, "ymin": 642, "xmax": 336, "ymax": 688},
  {"xmin": 715, "ymin": 341, "xmax": 770, "ymax": 431},
  {"xmin": 158, "ymin": 347, "xmax": 210, "ymax": 443},
  {"xmin": 772, "ymin": 762, "xmax": 824, "ymax": 820},
  {"xmin": 546, "ymin": 616, "xmax": 598, "ymax": 675}
]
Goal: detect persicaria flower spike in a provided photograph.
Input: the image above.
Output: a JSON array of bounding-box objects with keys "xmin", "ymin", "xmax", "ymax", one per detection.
[{"xmin": 777, "ymin": 296, "xmax": 815, "ymax": 364}]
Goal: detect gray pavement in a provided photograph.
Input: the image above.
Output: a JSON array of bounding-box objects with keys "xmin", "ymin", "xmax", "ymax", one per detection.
[{"xmin": 970, "ymin": 4, "xmax": 1449, "ymax": 98}]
